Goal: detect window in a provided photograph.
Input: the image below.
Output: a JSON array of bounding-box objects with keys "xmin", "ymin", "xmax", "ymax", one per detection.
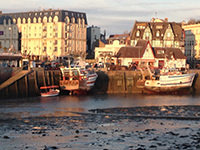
[
  {"xmin": 43, "ymin": 47, "xmax": 46, "ymax": 52},
  {"xmin": 54, "ymin": 47, "xmax": 57, "ymax": 52},
  {"xmin": 167, "ymin": 32, "xmax": 171, "ymax": 38},
  {"xmin": 136, "ymin": 30, "xmax": 140, "ymax": 37},
  {"xmin": 157, "ymin": 50, "xmax": 164, "ymax": 54},
  {"xmin": 156, "ymin": 31, "xmax": 160, "ymax": 37},
  {"xmin": 65, "ymin": 47, "xmax": 68, "ymax": 52},
  {"xmin": 54, "ymin": 40, "xmax": 58, "ymax": 45}
]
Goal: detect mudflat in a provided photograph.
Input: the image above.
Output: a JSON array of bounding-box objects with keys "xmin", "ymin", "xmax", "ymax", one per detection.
[{"xmin": 0, "ymin": 106, "xmax": 200, "ymax": 150}]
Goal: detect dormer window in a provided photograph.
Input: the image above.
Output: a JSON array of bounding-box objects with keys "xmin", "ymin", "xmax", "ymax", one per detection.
[
  {"xmin": 136, "ymin": 30, "xmax": 140, "ymax": 37},
  {"xmin": 156, "ymin": 31, "xmax": 160, "ymax": 37},
  {"xmin": 157, "ymin": 50, "xmax": 164, "ymax": 54}
]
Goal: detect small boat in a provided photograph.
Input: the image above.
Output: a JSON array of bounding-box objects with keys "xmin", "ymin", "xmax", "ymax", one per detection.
[
  {"xmin": 59, "ymin": 66, "xmax": 98, "ymax": 94},
  {"xmin": 144, "ymin": 69, "xmax": 196, "ymax": 93},
  {"xmin": 40, "ymin": 85, "xmax": 60, "ymax": 97}
]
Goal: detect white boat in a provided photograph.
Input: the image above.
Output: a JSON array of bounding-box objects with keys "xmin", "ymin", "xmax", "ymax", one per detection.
[
  {"xmin": 40, "ymin": 85, "xmax": 60, "ymax": 97},
  {"xmin": 59, "ymin": 66, "xmax": 98, "ymax": 94},
  {"xmin": 144, "ymin": 70, "xmax": 196, "ymax": 93}
]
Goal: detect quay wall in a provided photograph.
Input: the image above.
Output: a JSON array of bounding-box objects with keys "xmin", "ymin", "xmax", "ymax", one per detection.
[
  {"xmin": 0, "ymin": 68, "xmax": 60, "ymax": 98},
  {"xmin": 0, "ymin": 69, "xmax": 200, "ymax": 98}
]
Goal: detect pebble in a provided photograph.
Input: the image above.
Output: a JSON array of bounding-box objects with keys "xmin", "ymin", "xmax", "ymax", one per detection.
[
  {"xmin": 75, "ymin": 130, "xmax": 79, "ymax": 134},
  {"xmin": 44, "ymin": 146, "xmax": 58, "ymax": 150},
  {"xmin": 3, "ymin": 135, "xmax": 10, "ymax": 139}
]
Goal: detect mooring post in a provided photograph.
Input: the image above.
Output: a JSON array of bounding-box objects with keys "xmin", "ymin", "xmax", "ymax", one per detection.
[
  {"xmin": 46, "ymin": 71, "xmax": 50, "ymax": 86},
  {"xmin": 25, "ymin": 75, "xmax": 29, "ymax": 97},
  {"xmin": 15, "ymin": 81, "xmax": 18, "ymax": 97},
  {"xmin": 51, "ymin": 71, "xmax": 54, "ymax": 85},
  {"xmin": 43, "ymin": 70, "xmax": 46, "ymax": 86},
  {"xmin": 34, "ymin": 70, "xmax": 39, "ymax": 94}
]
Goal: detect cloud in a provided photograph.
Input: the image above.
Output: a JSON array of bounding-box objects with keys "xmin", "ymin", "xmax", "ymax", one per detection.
[{"xmin": 1, "ymin": 0, "xmax": 200, "ymax": 35}]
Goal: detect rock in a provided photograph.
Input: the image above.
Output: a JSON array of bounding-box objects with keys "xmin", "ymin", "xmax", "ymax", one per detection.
[
  {"xmin": 166, "ymin": 131, "xmax": 179, "ymax": 136},
  {"xmin": 75, "ymin": 130, "xmax": 79, "ymax": 134},
  {"xmin": 179, "ymin": 135, "xmax": 189, "ymax": 138},
  {"xmin": 3, "ymin": 135, "xmax": 10, "ymax": 139},
  {"xmin": 149, "ymin": 145, "xmax": 157, "ymax": 148},
  {"xmin": 44, "ymin": 146, "xmax": 58, "ymax": 150},
  {"xmin": 136, "ymin": 147, "xmax": 146, "ymax": 150},
  {"xmin": 182, "ymin": 143, "xmax": 191, "ymax": 149}
]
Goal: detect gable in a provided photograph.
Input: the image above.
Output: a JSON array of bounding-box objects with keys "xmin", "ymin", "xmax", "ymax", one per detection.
[
  {"xmin": 142, "ymin": 43, "xmax": 155, "ymax": 59},
  {"xmin": 163, "ymin": 24, "xmax": 174, "ymax": 40},
  {"xmin": 143, "ymin": 26, "xmax": 152, "ymax": 41}
]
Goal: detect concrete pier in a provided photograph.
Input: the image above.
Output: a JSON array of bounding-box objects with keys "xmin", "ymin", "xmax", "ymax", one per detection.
[{"xmin": 0, "ymin": 68, "xmax": 200, "ymax": 98}]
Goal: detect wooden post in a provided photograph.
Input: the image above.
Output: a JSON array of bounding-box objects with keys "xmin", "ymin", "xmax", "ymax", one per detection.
[
  {"xmin": 46, "ymin": 71, "xmax": 50, "ymax": 85},
  {"xmin": 5, "ymin": 87, "xmax": 9, "ymax": 97},
  {"xmin": 51, "ymin": 71, "xmax": 54, "ymax": 85},
  {"xmin": 15, "ymin": 81, "xmax": 18, "ymax": 97},
  {"xmin": 25, "ymin": 76, "xmax": 29, "ymax": 97},
  {"xmin": 34, "ymin": 70, "xmax": 39, "ymax": 94},
  {"xmin": 43, "ymin": 70, "xmax": 46, "ymax": 86}
]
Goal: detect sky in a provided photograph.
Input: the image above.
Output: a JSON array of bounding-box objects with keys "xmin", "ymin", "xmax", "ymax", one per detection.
[{"xmin": 1, "ymin": 0, "xmax": 200, "ymax": 35}]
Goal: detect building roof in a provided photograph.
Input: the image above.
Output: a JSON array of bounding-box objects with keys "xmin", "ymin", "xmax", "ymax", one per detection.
[
  {"xmin": 117, "ymin": 40, "xmax": 149, "ymax": 58},
  {"xmin": 153, "ymin": 47, "xmax": 186, "ymax": 59},
  {"xmin": 117, "ymin": 46, "xmax": 143, "ymax": 58},
  {"xmin": 0, "ymin": 9, "xmax": 87, "ymax": 24},
  {"xmin": 130, "ymin": 21, "xmax": 183, "ymax": 41},
  {"xmin": 109, "ymin": 33, "xmax": 130, "ymax": 40},
  {"xmin": 0, "ymin": 16, "xmax": 13, "ymax": 24},
  {"xmin": 117, "ymin": 40, "xmax": 186, "ymax": 60}
]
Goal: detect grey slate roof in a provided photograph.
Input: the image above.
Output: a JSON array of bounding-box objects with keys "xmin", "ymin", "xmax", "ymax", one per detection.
[
  {"xmin": 130, "ymin": 21, "xmax": 183, "ymax": 41},
  {"xmin": 0, "ymin": 9, "xmax": 87, "ymax": 24},
  {"xmin": 0, "ymin": 16, "xmax": 13, "ymax": 24}
]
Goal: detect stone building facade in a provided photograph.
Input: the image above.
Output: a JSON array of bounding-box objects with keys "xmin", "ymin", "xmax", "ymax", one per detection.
[
  {"xmin": 0, "ymin": 15, "xmax": 19, "ymax": 52},
  {"xmin": 95, "ymin": 34, "xmax": 130, "ymax": 63},
  {"xmin": 182, "ymin": 24, "xmax": 200, "ymax": 60},
  {"xmin": 130, "ymin": 18, "xmax": 185, "ymax": 53},
  {"xmin": 0, "ymin": 9, "xmax": 87, "ymax": 60},
  {"xmin": 87, "ymin": 25, "xmax": 101, "ymax": 59}
]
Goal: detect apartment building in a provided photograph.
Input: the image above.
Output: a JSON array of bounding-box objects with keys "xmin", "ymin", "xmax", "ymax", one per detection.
[
  {"xmin": 0, "ymin": 9, "xmax": 87, "ymax": 60},
  {"xmin": 130, "ymin": 18, "xmax": 185, "ymax": 53},
  {"xmin": 0, "ymin": 15, "xmax": 19, "ymax": 52},
  {"xmin": 182, "ymin": 23, "xmax": 200, "ymax": 60}
]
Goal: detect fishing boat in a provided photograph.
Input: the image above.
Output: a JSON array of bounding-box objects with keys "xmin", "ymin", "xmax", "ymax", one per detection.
[
  {"xmin": 40, "ymin": 85, "xmax": 60, "ymax": 97},
  {"xmin": 144, "ymin": 69, "xmax": 196, "ymax": 93},
  {"xmin": 59, "ymin": 66, "xmax": 98, "ymax": 94}
]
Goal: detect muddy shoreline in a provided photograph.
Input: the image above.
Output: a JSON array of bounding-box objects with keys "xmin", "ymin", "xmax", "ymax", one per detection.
[{"xmin": 0, "ymin": 106, "xmax": 200, "ymax": 150}]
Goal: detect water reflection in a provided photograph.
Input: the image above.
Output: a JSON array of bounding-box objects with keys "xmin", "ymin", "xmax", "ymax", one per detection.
[{"xmin": 0, "ymin": 94, "xmax": 200, "ymax": 119}]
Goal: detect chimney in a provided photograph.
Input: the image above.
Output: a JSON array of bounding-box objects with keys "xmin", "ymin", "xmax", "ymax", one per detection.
[
  {"xmin": 165, "ymin": 18, "xmax": 168, "ymax": 22},
  {"xmin": 151, "ymin": 18, "xmax": 155, "ymax": 22}
]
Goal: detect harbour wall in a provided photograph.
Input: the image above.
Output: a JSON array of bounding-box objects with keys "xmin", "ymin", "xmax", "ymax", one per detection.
[{"xmin": 0, "ymin": 68, "xmax": 200, "ymax": 98}]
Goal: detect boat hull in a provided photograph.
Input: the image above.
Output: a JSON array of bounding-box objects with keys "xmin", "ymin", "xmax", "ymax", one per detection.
[
  {"xmin": 59, "ymin": 67, "xmax": 98, "ymax": 93},
  {"xmin": 41, "ymin": 90, "xmax": 60, "ymax": 97},
  {"xmin": 144, "ymin": 73, "xmax": 196, "ymax": 93}
]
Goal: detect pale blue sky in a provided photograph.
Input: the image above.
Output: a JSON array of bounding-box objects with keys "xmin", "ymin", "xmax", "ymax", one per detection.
[{"xmin": 1, "ymin": 0, "xmax": 200, "ymax": 35}]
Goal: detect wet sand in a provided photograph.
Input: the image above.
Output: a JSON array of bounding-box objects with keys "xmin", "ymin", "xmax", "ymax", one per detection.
[{"xmin": 0, "ymin": 106, "xmax": 200, "ymax": 150}]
